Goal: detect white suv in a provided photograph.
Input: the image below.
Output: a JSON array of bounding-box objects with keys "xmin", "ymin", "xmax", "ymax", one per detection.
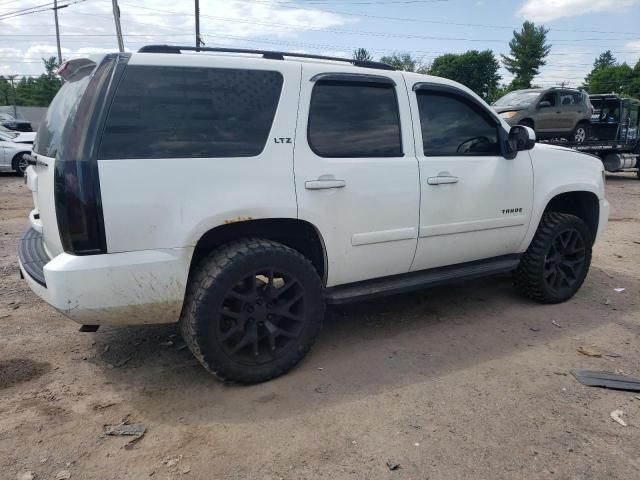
[{"xmin": 19, "ymin": 46, "xmax": 609, "ymax": 383}]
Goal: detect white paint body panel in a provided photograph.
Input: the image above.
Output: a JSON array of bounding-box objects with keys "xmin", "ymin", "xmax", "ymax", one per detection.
[
  {"xmin": 0, "ymin": 136, "xmax": 32, "ymax": 170},
  {"xmin": 100, "ymin": 54, "xmax": 301, "ymax": 252},
  {"xmin": 295, "ymin": 64, "xmax": 420, "ymax": 287},
  {"xmin": 19, "ymin": 248, "xmax": 192, "ymax": 325},
  {"xmin": 519, "ymin": 143, "xmax": 609, "ymax": 249},
  {"xmin": 402, "ymin": 72, "xmax": 535, "ymax": 270},
  {"xmin": 20, "ymin": 53, "xmax": 609, "ymax": 326}
]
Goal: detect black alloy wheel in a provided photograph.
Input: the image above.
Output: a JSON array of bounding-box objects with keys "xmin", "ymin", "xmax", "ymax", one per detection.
[
  {"xmin": 181, "ymin": 239, "xmax": 324, "ymax": 384},
  {"xmin": 514, "ymin": 212, "xmax": 592, "ymax": 304},
  {"xmin": 218, "ymin": 268, "xmax": 306, "ymax": 365},
  {"xmin": 543, "ymin": 227, "xmax": 587, "ymax": 297}
]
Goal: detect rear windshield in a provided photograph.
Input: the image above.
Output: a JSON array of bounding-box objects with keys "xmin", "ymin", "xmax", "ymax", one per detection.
[
  {"xmin": 34, "ymin": 73, "xmax": 92, "ymax": 157},
  {"xmin": 97, "ymin": 66, "xmax": 283, "ymax": 159}
]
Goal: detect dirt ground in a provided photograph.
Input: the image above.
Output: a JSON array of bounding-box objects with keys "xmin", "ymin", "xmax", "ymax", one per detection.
[{"xmin": 1, "ymin": 171, "xmax": 639, "ymax": 480}]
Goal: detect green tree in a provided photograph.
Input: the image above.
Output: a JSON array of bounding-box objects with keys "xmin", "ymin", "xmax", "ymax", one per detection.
[
  {"xmin": 630, "ymin": 59, "xmax": 640, "ymax": 98},
  {"xmin": 583, "ymin": 63, "xmax": 636, "ymax": 96},
  {"xmin": 353, "ymin": 48, "xmax": 373, "ymax": 62},
  {"xmin": 0, "ymin": 57, "xmax": 62, "ymax": 107},
  {"xmin": 428, "ymin": 50, "xmax": 501, "ymax": 101},
  {"xmin": 501, "ymin": 21, "xmax": 551, "ymax": 89},
  {"xmin": 379, "ymin": 53, "xmax": 428, "ymax": 73},
  {"xmin": 592, "ymin": 50, "xmax": 616, "ymax": 71},
  {"xmin": 0, "ymin": 76, "xmax": 12, "ymax": 106}
]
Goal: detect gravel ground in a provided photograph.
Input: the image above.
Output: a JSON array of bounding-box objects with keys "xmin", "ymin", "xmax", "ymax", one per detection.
[{"xmin": 1, "ymin": 171, "xmax": 639, "ymax": 480}]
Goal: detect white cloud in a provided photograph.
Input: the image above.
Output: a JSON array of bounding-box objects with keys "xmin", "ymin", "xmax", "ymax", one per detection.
[
  {"xmin": 517, "ymin": 0, "xmax": 640, "ymax": 22},
  {"xmin": 0, "ymin": 0, "xmax": 355, "ymax": 77},
  {"xmin": 625, "ymin": 40, "xmax": 640, "ymax": 50}
]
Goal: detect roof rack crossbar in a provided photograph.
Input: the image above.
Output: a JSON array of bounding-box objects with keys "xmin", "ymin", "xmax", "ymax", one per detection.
[{"xmin": 137, "ymin": 45, "xmax": 395, "ymax": 71}]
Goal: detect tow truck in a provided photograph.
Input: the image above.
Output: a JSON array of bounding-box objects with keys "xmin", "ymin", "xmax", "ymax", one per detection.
[{"xmin": 546, "ymin": 94, "xmax": 640, "ymax": 179}]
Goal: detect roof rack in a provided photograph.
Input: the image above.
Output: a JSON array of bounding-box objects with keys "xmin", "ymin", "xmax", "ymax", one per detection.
[{"xmin": 137, "ymin": 45, "xmax": 395, "ymax": 71}]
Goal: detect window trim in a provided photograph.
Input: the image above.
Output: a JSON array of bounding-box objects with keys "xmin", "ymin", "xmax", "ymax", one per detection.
[
  {"xmin": 310, "ymin": 72, "xmax": 396, "ymax": 86},
  {"xmin": 414, "ymin": 84, "xmax": 504, "ymax": 157},
  {"xmin": 307, "ymin": 79, "xmax": 404, "ymax": 159}
]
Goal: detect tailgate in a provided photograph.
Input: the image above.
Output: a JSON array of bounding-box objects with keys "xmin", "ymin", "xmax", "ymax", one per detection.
[{"xmin": 26, "ymin": 154, "xmax": 62, "ymax": 257}]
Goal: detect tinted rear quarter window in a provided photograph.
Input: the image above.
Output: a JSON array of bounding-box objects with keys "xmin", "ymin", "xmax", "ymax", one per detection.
[
  {"xmin": 416, "ymin": 91, "xmax": 499, "ymax": 156},
  {"xmin": 308, "ymin": 81, "xmax": 402, "ymax": 157},
  {"xmin": 34, "ymin": 74, "xmax": 92, "ymax": 157},
  {"xmin": 98, "ymin": 66, "xmax": 283, "ymax": 159}
]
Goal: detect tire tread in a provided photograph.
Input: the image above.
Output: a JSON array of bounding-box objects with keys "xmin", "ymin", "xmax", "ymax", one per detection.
[{"xmin": 180, "ymin": 238, "xmax": 324, "ymax": 384}]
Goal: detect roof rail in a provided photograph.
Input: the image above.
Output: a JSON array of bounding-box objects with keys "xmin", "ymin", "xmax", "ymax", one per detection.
[{"xmin": 137, "ymin": 45, "xmax": 395, "ymax": 71}]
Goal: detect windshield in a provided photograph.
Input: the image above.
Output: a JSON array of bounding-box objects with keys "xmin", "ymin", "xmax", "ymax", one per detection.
[{"xmin": 493, "ymin": 91, "xmax": 541, "ymax": 107}]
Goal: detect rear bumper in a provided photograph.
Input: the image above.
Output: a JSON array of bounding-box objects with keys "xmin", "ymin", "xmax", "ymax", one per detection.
[
  {"xmin": 18, "ymin": 228, "xmax": 49, "ymax": 286},
  {"xmin": 19, "ymin": 232, "xmax": 193, "ymax": 326}
]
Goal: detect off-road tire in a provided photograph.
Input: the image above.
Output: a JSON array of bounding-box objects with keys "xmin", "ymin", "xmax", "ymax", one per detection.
[
  {"xmin": 514, "ymin": 213, "xmax": 592, "ymax": 304},
  {"xmin": 180, "ymin": 239, "xmax": 325, "ymax": 384}
]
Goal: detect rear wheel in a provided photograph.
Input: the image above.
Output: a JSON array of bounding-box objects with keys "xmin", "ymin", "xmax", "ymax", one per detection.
[
  {"xmin": 570, "ymin": 123, "xmax": 589, "ymax": 144},
  {"xmin": 514, "ymin": 213, "xmax": 592, "ymax": 304},
  {"xmin": 12, "ymin": 152, "xmax": 29, "ymax": 177},
  {"xmin": 180, "ymin": 239, "xmax": 325, "ymax": 384}
]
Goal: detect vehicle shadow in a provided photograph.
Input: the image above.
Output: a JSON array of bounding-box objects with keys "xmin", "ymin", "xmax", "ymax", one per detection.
[{"xmin": 93, "ymin": 266, "xmax": 639, "ymax": 426}]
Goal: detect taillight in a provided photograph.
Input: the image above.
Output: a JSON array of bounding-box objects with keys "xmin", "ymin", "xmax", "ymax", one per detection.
[
  {"xmin": 54, "ymin": 160, "xmax": 106, "ymax": 254},
  {"xmin": 54, "ymin": 53, "xmax": 128, "ymax": 255}
]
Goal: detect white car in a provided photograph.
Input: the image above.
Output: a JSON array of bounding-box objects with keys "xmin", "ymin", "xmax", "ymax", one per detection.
[
  {"xmin": 0, "ymin": 127, "xmax": 35, "ymax": 175},
  {"xmin": 19, "ymin": 47, "xmax": 609, "ymax": 383}
]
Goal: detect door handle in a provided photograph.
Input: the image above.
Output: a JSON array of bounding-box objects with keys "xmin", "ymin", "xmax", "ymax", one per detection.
[
  {"xmin": 427, "ymin": 175, "xmax": 459, "ymax": 185},
  {"xmin": 305, "ymin": 177, "xmax": 346, "ymax": 190}
]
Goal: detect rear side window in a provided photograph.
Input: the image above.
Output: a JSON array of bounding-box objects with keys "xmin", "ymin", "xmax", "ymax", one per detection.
[
  {"xmin": 98, "ymin": 66, "xmax": 283, "ymax": 159},
  {"xmin": 34, "ymin": 74, "xmax": 91, "ymax": 157},
  {"xmin": 416, "ymin": 91, "xmax": 500, "ymax": 156},
  {"xmin": 308, "ymin": 81, "xmax": 402, "ymax": 157}
]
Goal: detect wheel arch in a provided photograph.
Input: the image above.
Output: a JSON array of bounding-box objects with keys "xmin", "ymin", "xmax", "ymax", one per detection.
[
  {"xmin": 519, "ymin": 118, "xmax": 535, "ymax": 129},
  {"xmin": 189, "ymin": 218, "xmax": 328, "ymax": 285},
  {"xmin": 543, "ymin": 190, "xmax": 600, "ymax": 240}
]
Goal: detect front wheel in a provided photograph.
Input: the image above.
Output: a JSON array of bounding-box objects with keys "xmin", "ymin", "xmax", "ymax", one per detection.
[
  {"xmin": 180, "ymin": 239, "xmax": 325, "ymax": 384},
  {"xmin": 514, "ymin": 213, "xmax": 592, "ymax": 304}
]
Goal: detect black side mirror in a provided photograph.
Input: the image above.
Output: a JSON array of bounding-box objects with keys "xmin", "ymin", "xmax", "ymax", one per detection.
[
  {"xmin": 505, "ymin": 125, "xmax": 536, "ymax": 159},
  {"xmin": 538, "ymin": 100, "xmax": 552, "ymax": 108}
]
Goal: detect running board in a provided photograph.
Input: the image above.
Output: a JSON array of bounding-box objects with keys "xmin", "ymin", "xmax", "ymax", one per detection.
[{"xmin": 324, "ymin": 255, "xmax": 521, "ymax": 305}]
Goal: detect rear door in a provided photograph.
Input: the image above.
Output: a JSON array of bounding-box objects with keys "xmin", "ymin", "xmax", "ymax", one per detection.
[
  {"xmin": 536, "ymin": 91, "xmax": 559, "ymax": 132},
  {"xmin": 294, "ymin": 66, "xmax": 420, "ymax": 287},
  {"xmin": 558, "ymin": 90, "xmax": 579, "ymax": 131}
]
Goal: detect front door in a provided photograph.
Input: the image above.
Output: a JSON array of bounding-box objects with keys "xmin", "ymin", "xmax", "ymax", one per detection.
[
  {"xmin": 406, "ymin": 81, "xmax": 534, "ymax": 271},
  {"xmin": 294, "ymin": 66, "xmax": 420, "ymax": 287}
]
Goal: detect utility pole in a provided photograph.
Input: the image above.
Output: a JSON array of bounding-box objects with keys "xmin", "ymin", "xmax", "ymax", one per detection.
[
  {"xmin": 111, "ymin": 0, "xmax": 125, "ymax": 53},
  {"xmin": 195, "ymin": 0, "xmax": 202, "ymax": 51},
  {"xmin": 53, "ymin": 0, "xmax": 62, "ymax": 66}
]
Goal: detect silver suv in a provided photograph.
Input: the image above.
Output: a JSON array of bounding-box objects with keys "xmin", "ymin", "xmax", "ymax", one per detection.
[{"xmin": 493, "ymin": 88, "xmax": 593, "ymax": 143}]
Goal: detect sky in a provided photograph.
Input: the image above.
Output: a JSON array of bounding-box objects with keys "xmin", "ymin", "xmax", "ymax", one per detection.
[{"xmin": 1, "ymin": 0, "xmax": 639, "ymax": 89}]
